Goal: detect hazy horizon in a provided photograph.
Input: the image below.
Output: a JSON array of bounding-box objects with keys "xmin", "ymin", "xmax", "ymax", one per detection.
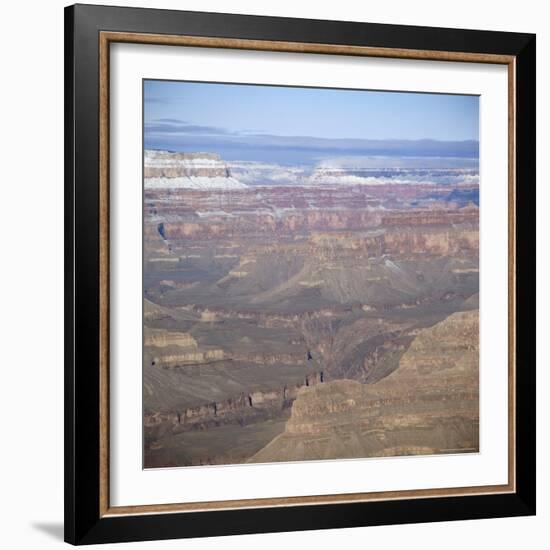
[{"xmin": 144, "ymin": 80, "xmax": 479, "ymax": 166}]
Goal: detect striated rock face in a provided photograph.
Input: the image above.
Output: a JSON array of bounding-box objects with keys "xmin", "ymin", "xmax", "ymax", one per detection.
[
  {"xmin": 249, "ymin": 310, "xmax": 478, "ymax": 463},
  {"xmin": 381, "ymin": 209, "xmax": 478, "ymax": 227},
  {"xmin": 144, "ymin": 325, "xmax": 227, "ymax": 368},
  {"xmin": 145, "ymin": 150, "xmax": 225, "ymax": 177},
  {"xmin": 143, "ymin": 182, "xmax": 478, "ymax": 239},
  {"xmin": 144, "ymin": 371, "xmax": 324, "ymax": 433},
  {"xmin": 144, "ymin": 150, "xmax": 246, "ymax": 189},
  {"xmin": 382, "ymin": 226, "xmax": 478, "ymax": 256},
  {"xmin": 143, "ymin": 156, "xmax": 479, "ymax": 468},
  {"xmin": 144, "ymin": 328, "xmax": 198, "ymax": 348},
  {"xmin": 308, "ymin": 163, "xmax": 479, "ymax": 187},
  {"xmin": 149, "ymin": 349, "xmax": 225, "ymax": 368}
]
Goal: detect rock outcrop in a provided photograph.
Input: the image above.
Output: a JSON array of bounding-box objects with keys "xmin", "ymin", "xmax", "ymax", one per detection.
[
  {"xmin": 145, "ymin": 150, "xmax": 246, "ymax": 189},
  {"xmin": 145, "ymin": 371, "xmax": 324, "ymax": 433},
  {"xmin": 143, "ymin": 156, "xmax": 479, "ymax": 468},
  {"xmin": 249, "ymin": 310, "xmax": 479, "ymax": 463},
  {"xmin": 144, "ymin": 328, "xmax": 198, "ymax": 348}
]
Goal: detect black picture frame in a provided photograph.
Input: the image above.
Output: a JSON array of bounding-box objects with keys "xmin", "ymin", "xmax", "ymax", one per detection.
[{"xmin": 65, "ymin": 3, "xmax": 536, "ymax": 545}]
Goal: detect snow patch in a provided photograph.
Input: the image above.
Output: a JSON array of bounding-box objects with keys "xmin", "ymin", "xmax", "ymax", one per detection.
[{"xmin": 145, "ymin": 176, "xmax": 247, "ymax": 190}]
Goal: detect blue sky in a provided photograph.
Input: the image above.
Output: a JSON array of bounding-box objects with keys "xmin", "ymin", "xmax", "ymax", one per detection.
[{"xmin": 144, "ymin": 80, "xmax": 479, "ymax": 163}]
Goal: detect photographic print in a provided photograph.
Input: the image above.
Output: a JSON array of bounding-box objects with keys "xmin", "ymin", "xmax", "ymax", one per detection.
[
  {"xmin": 142, "ymin": 80, "xmax": 480, "ymax": 469},
  {"xmin": 65, "ymin": 7, "xmax": 536, "ymax": 542}
]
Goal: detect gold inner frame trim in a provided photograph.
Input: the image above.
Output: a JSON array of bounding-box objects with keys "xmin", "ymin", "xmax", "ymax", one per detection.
[{"xmin": 98, "ymin": 31, "xmax": 517, "ymax": 518}]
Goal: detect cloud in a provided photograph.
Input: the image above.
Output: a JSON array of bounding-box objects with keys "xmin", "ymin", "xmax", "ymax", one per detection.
[
  {"xmin": 156, "ymin": 118, "xmax": 188, "ymax": 124},
  {"xmin": 144, "ymin": 119, "xmax": 479, "ymax": 163},
  {"xmin": 144, "ymin": 97, "xmax": 171, "ymax": 104},
  {"xmin": 145, "ymin": 119, "xmax": 235, "ymax": 136}
]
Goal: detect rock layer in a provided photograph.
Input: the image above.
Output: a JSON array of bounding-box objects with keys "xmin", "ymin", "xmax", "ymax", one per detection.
[
  {"xmin": 249, "ymin": 310, "xmax": 478, "ymax": 463},
  {"xmin": 143, "ymin": 155, "xmax": 479, "ymax": 468}
]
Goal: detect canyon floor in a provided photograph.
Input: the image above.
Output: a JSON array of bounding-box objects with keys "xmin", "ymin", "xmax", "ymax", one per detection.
[{"xmin": 143, "ymin": 151, "xmax": 479, "ymax": 468}]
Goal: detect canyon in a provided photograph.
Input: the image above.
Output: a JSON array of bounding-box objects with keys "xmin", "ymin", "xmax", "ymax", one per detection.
[
  {"xmin": 250, "ymin": 310, "xmax": 478, "ymax": 463},
  {"xmin": 143, "ymin": 150, "xmax": 479, "ymax": 468}
]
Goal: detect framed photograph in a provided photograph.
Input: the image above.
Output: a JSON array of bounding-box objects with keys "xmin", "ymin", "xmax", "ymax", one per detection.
[{"xmin": 65, "ymin": 4, "xmax": 536, "ymax": 545}]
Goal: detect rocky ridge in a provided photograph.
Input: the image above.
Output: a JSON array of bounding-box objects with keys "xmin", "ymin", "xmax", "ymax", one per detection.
[{"xmin": 250, "ymin": 310, "xmax": 479, "ymax": 463}]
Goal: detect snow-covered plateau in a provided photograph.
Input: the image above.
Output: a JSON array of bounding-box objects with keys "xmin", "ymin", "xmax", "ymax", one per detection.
[{"xmin": 143, "ymin": 149, "xmax": 479, "ymax": 189}]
